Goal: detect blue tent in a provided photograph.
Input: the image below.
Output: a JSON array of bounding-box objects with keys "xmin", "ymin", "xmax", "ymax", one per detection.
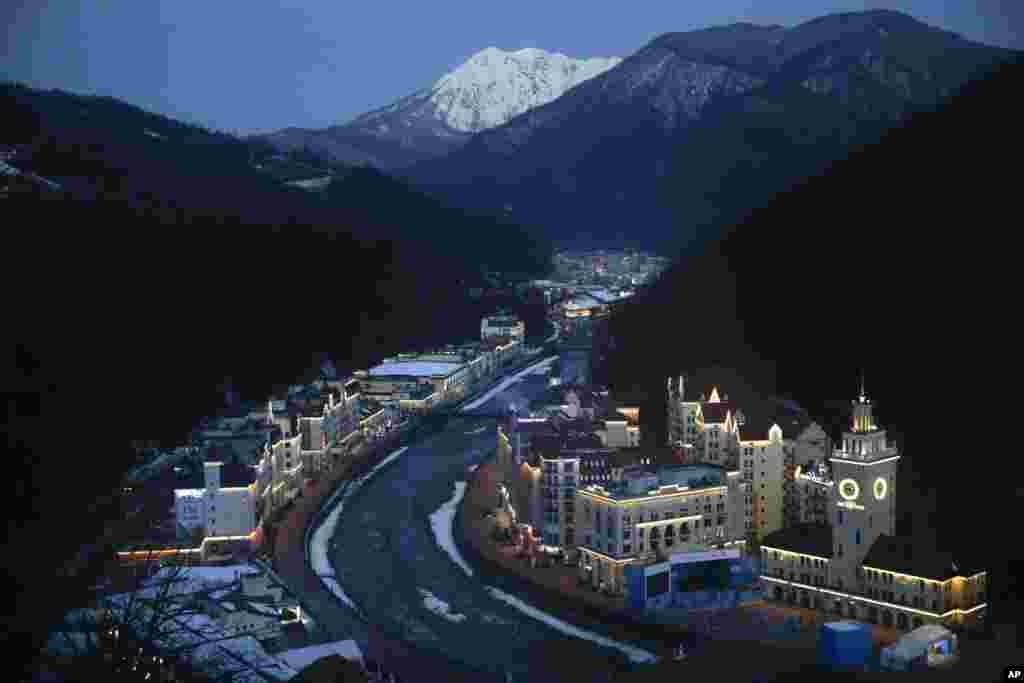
[{"xmin": 818, "ymin": 621, "xmax": 872, "ymax": 671}]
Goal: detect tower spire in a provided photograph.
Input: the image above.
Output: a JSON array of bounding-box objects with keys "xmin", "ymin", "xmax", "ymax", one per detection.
[{"xmin": 859, "ymin": 370, "xmax": 866, "ymax": 402}]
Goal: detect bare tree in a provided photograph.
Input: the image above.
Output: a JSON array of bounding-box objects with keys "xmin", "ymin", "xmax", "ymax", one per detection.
[{"xmin": 39, "ymin": 546, "xmax": 286, "ymax": 682}]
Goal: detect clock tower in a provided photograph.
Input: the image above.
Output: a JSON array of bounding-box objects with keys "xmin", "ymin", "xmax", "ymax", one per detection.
[{"xmin": 829, "ymin": 377, "xmax": 899, "ymax": 589}]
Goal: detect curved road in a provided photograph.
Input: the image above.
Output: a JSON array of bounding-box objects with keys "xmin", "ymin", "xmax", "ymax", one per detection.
[{"xmin": 325, "ymin": 368, "xmax": 666, "ymax": 681}]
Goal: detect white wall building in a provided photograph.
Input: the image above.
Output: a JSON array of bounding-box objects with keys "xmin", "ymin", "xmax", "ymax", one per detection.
[
  {"xmin": 736, "ymin": 417, "xmax": 785, "ymax": 544},
  {"xmin": 174, "ymin": 462, "xmax": 256, "ymax": 540}
]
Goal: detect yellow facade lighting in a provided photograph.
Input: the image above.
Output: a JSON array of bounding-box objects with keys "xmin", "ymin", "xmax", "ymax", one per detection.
[
  {"xmin": 861, "ymin": 566, "xmax": 986, "ymax": 585},
  {"xmin": 759, "ymin": 576, "xmax": 987, "ymax": 618},
  {"xmin": 760, "ymin": 545, "xmax": 831, "ymax": 563},
  {"xmin": 830, "ymin": 455, "xmax": 900, "ymax": 466}
]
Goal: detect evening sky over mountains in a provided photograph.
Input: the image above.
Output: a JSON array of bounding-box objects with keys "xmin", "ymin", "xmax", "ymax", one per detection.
[{"xmin": 3, "ymin": 0, "xmax": 1021, "ymax": 134}]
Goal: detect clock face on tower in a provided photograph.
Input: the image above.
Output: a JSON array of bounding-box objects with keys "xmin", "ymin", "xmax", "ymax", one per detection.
[
  {"xmin": 839, "ymin": 478, "xmax": 860, "ymax": 501},
  {"xmin": 873, "ymin": 476, "xmax": 888, "ymax": 500}
]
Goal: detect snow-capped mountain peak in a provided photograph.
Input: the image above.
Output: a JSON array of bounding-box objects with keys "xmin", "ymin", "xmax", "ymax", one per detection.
[{"xmin": 428, "ymin": 47, "xmax": 622, "ymax": 132}]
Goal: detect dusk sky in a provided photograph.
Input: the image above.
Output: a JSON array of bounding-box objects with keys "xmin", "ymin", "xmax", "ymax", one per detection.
[{"xmin": 3, "ymin": 1, "xmax": 1020, "ymax": 135}]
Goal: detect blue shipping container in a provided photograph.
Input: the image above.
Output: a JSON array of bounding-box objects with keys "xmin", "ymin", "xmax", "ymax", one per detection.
[{"xmin": 818, "ymin": 621, "xmax": 872, "ymax": 671}]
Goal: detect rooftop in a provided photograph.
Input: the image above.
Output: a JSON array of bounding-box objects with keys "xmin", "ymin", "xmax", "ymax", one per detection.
[
  {"xmin": 861, "ymin": 534, "xmax": 979, "ymax": 581},
  {"xmin": 761, "ymin": 522, "xmax": 834, "ymax": 559},
  {"xmin": 584, "ymin": 463, "xmax": 727, "ymax": 500},
  {"xmin": 367, "ymin": 360, "xmax": 464, "ymax": 378},
  {"xmin": 701, "ymin": 401, "xmax": 734, "ymax": 425}
]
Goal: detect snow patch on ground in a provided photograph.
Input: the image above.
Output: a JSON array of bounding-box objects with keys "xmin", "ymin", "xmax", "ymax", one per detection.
[
  {"xmin": 418, "ymin": 588, "xmax": 468, "ymax": 623},
  {"xmin": 461, "ymin": 355, "xmax": 558, "ymax": 412},
  {"xmin": 310, "ymin": 446, "xmax": 410, "ymax": 614},
  {"xmin": 275, "ymin": 639, "xmax": 364, "ymax": 674},
  {"xmin": 484, "ymin": 587, "xmax": 657, "ymax": 664},
  {"xmin": 286, "ymin": 176, "xmax": 333, "ymax": 191},
  {"xmin": 428, "ymin": 481, "xmax": 474, "ymax": 577},
  {"xmin": 428, "ymin": 478, "xmax": 658, "ymax": 665}
]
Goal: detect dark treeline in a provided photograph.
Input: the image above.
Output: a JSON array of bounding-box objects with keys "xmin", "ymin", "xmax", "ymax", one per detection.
[
  {"xmin": 4, "ymin": 81, "xmax": 552, "ymax": 671},
  {"xmin": 605, "ymin": 55, "xmax": 1022, "ymax": 627}
]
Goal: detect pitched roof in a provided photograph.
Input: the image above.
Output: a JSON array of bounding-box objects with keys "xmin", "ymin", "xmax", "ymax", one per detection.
[
  {"xmin": 861, "ymin": 534, "xmax": 979, "ymax": 581},
  {"xmin": 701, "ymin": 401, "xmax": 734, "ymax": 424},
  {"xmin": 761, "ymin": 522, "xmax": 834, "ymax": 559},
  {"xmin": 737, "ymin": 412, "xmax": 777, "ymax": 442}
]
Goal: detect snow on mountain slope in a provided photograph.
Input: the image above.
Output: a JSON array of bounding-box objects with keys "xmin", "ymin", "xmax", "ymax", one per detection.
[
  {"xmin": 426, "ymin": 47, "xmax": 621, "ymax": 132},
  {"xmin": 259, "ymin": 47, "xmax": 620, "ymax": 169}
]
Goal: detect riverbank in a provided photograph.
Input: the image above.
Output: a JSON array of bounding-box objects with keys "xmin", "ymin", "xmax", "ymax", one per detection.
[
  {"xmin": 456, "ymin": 458, "xmax": 858, "ymax": 674},
  {"xmin": 271, "ymin": 430, "xmax": 495, "ymax": 683}
]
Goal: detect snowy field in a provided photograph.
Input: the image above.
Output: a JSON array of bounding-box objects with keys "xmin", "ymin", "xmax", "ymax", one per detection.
[
  {"xmin": 428, "ymin": 481, "xmax": 658, "ymax": 665},
  {"xmin": 310, "ymin": 446, "xmax": 410, "ymax": 613},
  {"xmin": 461, "ymin": 355, "xmax": 557, "ymax": 412}
]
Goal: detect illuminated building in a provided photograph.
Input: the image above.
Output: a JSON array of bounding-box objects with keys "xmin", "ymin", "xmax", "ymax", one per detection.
[
  {"xmin": 760, "ymin": 382, "xmax": 987, "ymax": 632},
  {"xmin": 174, "ymin": 461, "xmax": 256, "ymax": 540},
  {"xmin": 574, "ymin": 463, "xmax": 747, "ymax": 595}
]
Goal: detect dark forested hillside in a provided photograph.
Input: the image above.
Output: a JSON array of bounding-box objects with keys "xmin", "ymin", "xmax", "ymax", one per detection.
[
  {"xmin": 604, "ymin": 55, "xmax": 1022, "ymax": 623},
  {"xmin": 403, "ymin": 11, "xmax": 1016, "ymax": 255},
  {"xmin": 3, "ymin": 81, "xmax": 551, "ymax": 667}
]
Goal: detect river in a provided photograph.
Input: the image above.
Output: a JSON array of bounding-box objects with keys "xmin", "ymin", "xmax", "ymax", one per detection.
[{"xmin": 326, "ymin": 370, "xmax": 666, "ymax": 681}]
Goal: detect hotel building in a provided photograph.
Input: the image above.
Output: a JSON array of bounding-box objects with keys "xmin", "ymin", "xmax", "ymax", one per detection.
[
  {"xmin": 760, "ymin": 385, "xmax": 987, "ymax": 632},
  {"xmin": 665, "ymin": 376, "xmax": 740, "ymax": 467},
  {"xmin": 574, "ymin": 463, "xmax": 747, "ymax": 595}
]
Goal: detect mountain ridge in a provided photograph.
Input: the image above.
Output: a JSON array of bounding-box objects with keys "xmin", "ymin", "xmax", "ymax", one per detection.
[
  {"xmin": 256, "ymin": 46, "xmax": 620, "ymax": 170},
  {"xmin": 402, "ymin": 10, "xmax": 1018, "ymax": 253}
]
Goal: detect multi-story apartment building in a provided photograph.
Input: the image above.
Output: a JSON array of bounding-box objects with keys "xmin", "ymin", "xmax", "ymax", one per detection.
[
  {"xmin": 701, "ymin": 388, "xmax": 740, "ymax": 468},
  {"xmin": 736, "ymin": 414, "xmax": 785, "ymax": 546},
  {"xmin": 666, "ymin": 376, "xmax": 703, "ymax": 448},
  {"xmin": 496, "ymin": 406, "xmax": 649, "ymax": 552},
  {"xmin": 594, "ymin": 399, "xmax": 641, "ymax": 449},
  {"xmin": 760, "ymin": 384, "xmax": 987, "ymax": 633},
  {"xmin": 777, "ymin": 414, "xmax": 832, "ymax": 527},
  {"xmin": 574, "ymin": 463, "xmax": 746, "ymax": 595},
  {"xmin": 666, "ymin": 376, "xmax": 741, "ymax": 467},
  {"xmin": 255, "ymin": 432, "xmax": 303, "ymax": 523},
  {"xmin": 481, "ymin": 312, "xmax": 526, "ymax": 343}
]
